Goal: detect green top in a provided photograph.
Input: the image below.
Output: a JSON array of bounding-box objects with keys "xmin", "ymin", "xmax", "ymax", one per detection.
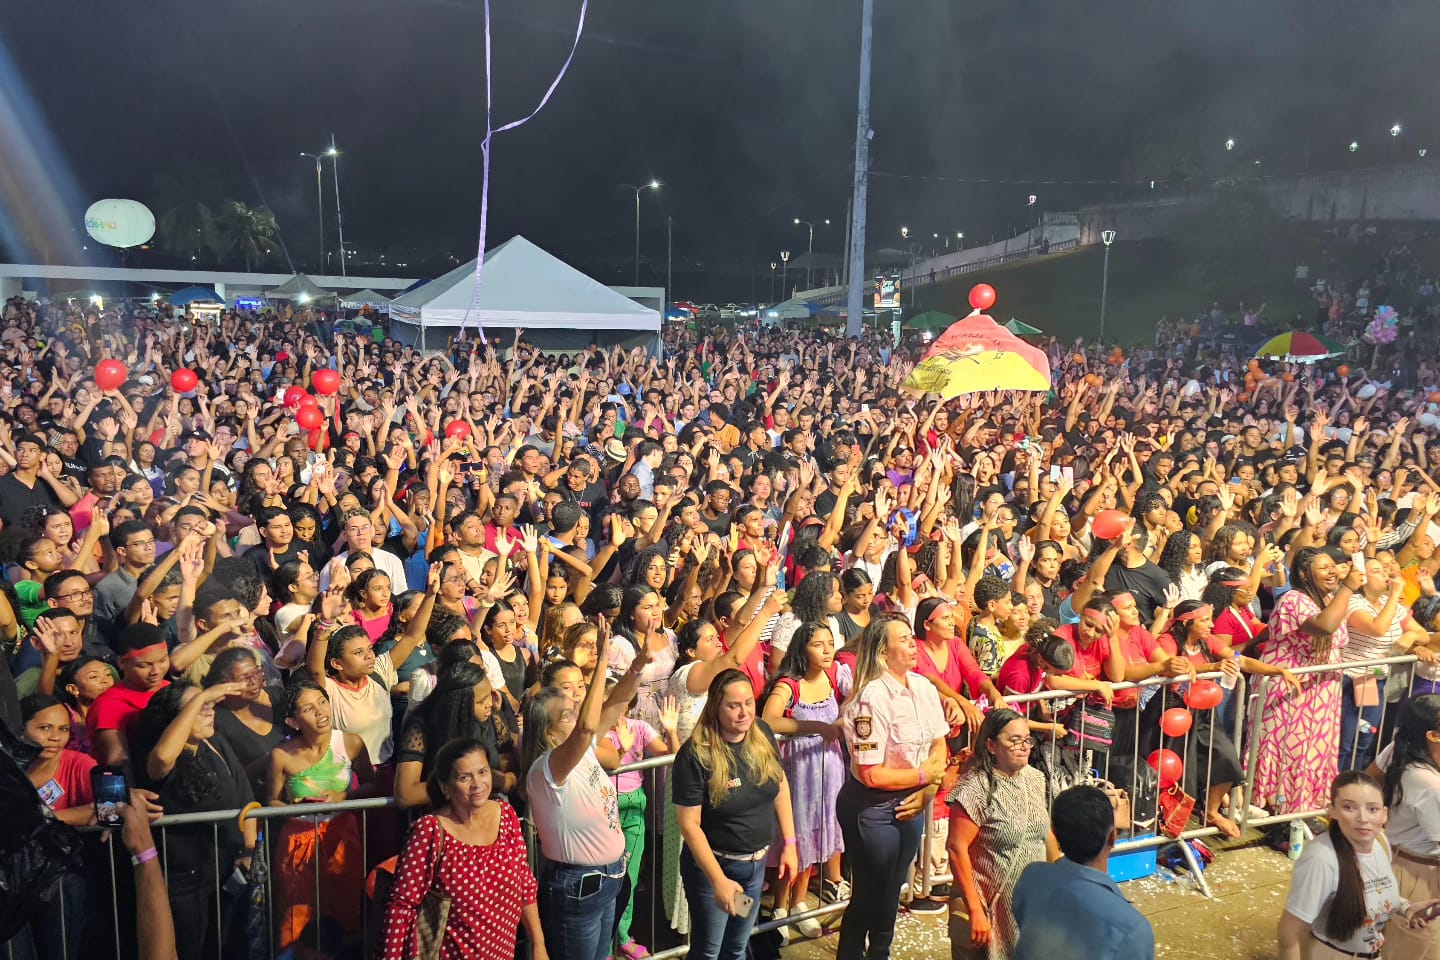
[
  {"xmin": 285, "ymin": 730, "xmax": 353, "ymax": 801},
  {"xmin": 15, "ymin": 580, "xmax": 45, "ymax": 628}
]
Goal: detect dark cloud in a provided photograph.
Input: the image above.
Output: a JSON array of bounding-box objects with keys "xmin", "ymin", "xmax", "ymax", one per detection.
[{"xmin": 4, "ymin": 0, "xmax": 1436, "ymax": 296}]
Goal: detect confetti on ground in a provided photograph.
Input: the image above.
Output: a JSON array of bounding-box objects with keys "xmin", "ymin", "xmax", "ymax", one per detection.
[{"xmin": 779, "ymin": 844, "xmax": 1294, "ymax": 959}]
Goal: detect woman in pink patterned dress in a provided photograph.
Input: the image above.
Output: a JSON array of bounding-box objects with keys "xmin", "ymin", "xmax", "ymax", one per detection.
[{"xmin": 1253, "ymin": 548, "xmax": 1365, "ymax": 815}]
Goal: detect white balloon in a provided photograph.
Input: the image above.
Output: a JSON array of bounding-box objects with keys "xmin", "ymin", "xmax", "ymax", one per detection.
[
  {"xmin": 1356, "ymin": 384, "xmax": 1377, "ymax": 399},
  {"xmin": 1420, "ymin": 412, "xmax": 1440, "ymax": 429},
  {"xmin": 84, "ymin": 199, "xmax": 156, "ymax": 248}
]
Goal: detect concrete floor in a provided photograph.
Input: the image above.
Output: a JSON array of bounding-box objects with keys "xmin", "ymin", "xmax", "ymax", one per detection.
[{"xmin": 777, "ymin": 843, "xmax": 1294, "ymax": 960}]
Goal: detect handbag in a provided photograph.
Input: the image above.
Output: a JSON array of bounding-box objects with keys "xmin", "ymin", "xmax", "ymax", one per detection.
[
  {"xmin": 1062, "ymin": 699, "xmax": 1115, "ymax": 751},
  {"xmin": 1089, "ymin": 777, "xmax": 1132, "ymax": 830},
  {"xmin": 415, "ymin": 823, "xmax": 452, "ymax": 960},
  {"xmin": 1157, "ymin": 784, "xmax": 1197, "ymax": 839}
]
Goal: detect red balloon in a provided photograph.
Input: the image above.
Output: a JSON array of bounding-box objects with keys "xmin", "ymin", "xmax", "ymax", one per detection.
[
  {"xmin": 297, "ymin": 393, "xmax": 319, "ymax": 409},
  {"xmin": 94, "ymin": 359, "xmax": 128, "ymax": 392},
  {"xmin": 295, "ymin": 405, "xmax": 325, "ymax": 431},
  {"xmin": 1184, "ymin": 679, "xmax": 1224, "ymax": 711},
  {"xmin": 312, "ymin": 368, "xmax": 341, "ymax": 396},
  {"xmin": 969, "ymin": 283, "xmax": 997, "ymax": 311},
  {"xmin": 170, "ymin": 368, "xmax": 199, "ymax": 393},
  {"xmin": 1160, "ymin": 707, "xmax": 1194, "ymax": 738},
  {"xmin": 444, "ymin": 419, "xmax": 473, "ymax": 441},
  {"xmin": 1146, "ymin": 748, "xmax": 1184, "ymax": 789},
  {"xmin": 1091, "ymin": 509, "xmax": 1131, "ymax": 541},
  {"xmin": 283, "ymin": 386, "xmax": 307, "ymax": 410}
]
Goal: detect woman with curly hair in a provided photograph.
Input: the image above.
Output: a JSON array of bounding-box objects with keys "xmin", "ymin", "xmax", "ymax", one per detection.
[{"xmin": 1158, "ymin": 530, "xmax": 1207, "ymax": 603}]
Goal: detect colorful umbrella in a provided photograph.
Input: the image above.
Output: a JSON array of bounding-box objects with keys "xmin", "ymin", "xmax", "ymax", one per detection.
[
  {"xmin": 1004, "ymin": 317, "xmax": 1044, "ymax": 336},
  {"xmin": 904, "ymin": 310, "xmax": 957, "ymax": 331},
  {"xmin": 904, "ymin": 311, "xmax": 1052, "ymax": 397},
  {"xmin": 1253, "ymin": 330, "xmax": 1349, "ymax": 361}
]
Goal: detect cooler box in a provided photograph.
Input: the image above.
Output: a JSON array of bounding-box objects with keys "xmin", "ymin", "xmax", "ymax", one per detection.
[{"xmin": 1107, "ymin": 831, "xmax": 1158, "ymax": 883}]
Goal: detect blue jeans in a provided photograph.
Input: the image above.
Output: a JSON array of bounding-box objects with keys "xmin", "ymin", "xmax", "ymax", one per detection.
[
  {"xmin": 679, "ymin": 848, "xmax": 766, "ymax": 960},
  {"xmin": 1339, "ymin": 675, "xmax": 1386, "ymax": 771},
  {"xmin": 3, "ymin": 867, "xmax": 87, "ymax": 960},
  {"xmin": 538, "ymin": 858, "xmax": 630, "ymax": 960},
  {"xmin": 835, "ymin": 780, "xmax": 924, "ymax": 960}
]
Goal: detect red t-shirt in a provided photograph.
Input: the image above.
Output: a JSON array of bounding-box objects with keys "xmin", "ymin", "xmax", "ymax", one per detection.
[
  {"xmin": 1053, "ymin": 624, "xmax": 1112, "ymax": 683},
  {"xmin": 1213, "ymin": 606, "xmax": 1263, "ymax": 653},
  {"xmin": 89, "ymin": 681, "xmax": 168, "ymax": 741},
  {"xmin": 996, "ymin": 644, "xmax": 1044, "ymax": 697},
  {"xmin": 720, "ymin": 627, "xmax": 767, "ymax": 700},
  {"xmin": 38, "ymin": 749, "xmax": 96, "ymax": 812},
  {"xmin": 1155, "ymin": 631, "xmax": 1229, "ymax": 667}
]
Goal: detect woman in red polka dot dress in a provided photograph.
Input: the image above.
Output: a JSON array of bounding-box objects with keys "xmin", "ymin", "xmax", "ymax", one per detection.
[{"xmin": 381, "ymin": 736, "xmax": 547, "ymax": 960}]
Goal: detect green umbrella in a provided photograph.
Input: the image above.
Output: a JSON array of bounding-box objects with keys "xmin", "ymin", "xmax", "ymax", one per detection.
[
  {"xmin": 904, "ymin": 310, "xmax": 957, "ymax": 331},
  {"xmin": 1004, "ymin": 317, "xmax": 1044, "ymax": 336}
]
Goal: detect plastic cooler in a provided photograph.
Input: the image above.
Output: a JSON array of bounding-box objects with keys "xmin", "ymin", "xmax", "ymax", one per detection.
[{"xmin": 1107, "ymin": 831, "xmax": 1158, "ymax": 883}]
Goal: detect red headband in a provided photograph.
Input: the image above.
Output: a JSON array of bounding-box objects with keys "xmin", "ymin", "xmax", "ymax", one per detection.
[
  {"xmin": 120, "ymin": 642, "xmax": 168, "ymax": 661},
  {"xmin": 1175, "ymin": 603, "xmax": 1213, "ymax": 623}
]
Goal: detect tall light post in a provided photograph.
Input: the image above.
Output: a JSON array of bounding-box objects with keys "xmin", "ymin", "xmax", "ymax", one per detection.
[
  {"xmin": 326, "ymin": 137, "xmax": 346, "ymax": 276},
  {"xmin": 620, "ymin": 180, "xmax": 661, "ymax": 286},
  {"xmin": 770, "ymin": 261, "xmax": 778, "ymax": 302},
  {"xmin": 793, "ymin": 217, "xmax": 829, "ymax": 289},
  {"xmin": 956, "ymin": 231, "xmax": 965, "ymax": 251},
  {"xmin": 1099, "ymin": 229, "xmax": 1117, "ymax": 342},
  {"xmin": 1391, "ymin": 123, "xmax": 1403, "ymax": 161},
  {"xmin": 299, "ymin": 151, "xmax": 326, "ymax": 269},
  {"xmin": 844, "ymin": 0, "xmax": 874, "ymax": 339},
  {"xmin": 666, "ymin": 217, "xmax": 673, "ymax": 307},
  {"xmin": 780, "ymin": 250, "xmax": 791, "ymax": 299}
]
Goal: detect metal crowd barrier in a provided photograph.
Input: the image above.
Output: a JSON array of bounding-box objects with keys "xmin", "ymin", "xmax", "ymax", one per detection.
[{"xmin": 12, "ymin": 652, "xmax": 1421, "ymax": 959}]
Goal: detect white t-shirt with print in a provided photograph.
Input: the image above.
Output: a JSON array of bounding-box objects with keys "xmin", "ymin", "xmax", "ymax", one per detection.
[{"xmin": 1285, "ymin": 831, "xmax": 1403, "ymax": 956}]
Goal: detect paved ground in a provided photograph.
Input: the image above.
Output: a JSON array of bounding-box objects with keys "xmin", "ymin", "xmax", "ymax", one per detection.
[{"xmin": 777, "ymin": 842, "xmax": 1294, "ymax": 959}]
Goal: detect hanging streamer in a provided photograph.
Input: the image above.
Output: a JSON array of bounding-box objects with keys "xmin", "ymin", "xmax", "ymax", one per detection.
[{"xmin": 461, "ymin": 0, "xmax": 589, "ymax": 344}]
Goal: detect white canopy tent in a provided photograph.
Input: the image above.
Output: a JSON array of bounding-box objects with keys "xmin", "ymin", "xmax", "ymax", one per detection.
[
  {"xmin": 266, "ymin": 273, "xmax": 333, "ymax": 302},
  {"xmin": 340, "ymin": 288, "xmax": 392, "ymax": 311},
  {"xmin": 388, "ymin": 236, "xmax": 660, "ymax": 351}
]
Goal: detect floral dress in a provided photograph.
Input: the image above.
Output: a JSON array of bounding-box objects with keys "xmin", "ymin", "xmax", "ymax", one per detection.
[{"xmin": 1253, "ymin": 589, "xmax": 1348, "ymax": 814}]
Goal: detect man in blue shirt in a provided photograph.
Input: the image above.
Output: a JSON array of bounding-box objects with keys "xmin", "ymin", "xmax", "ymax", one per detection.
[{"xmin": 1011, "ymin": 785, "xmax": 1155, "ymax": 960}]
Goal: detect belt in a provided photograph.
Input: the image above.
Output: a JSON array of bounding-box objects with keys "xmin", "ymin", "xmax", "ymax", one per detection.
[
  {"xmin": 1313, "ymin": 937, "xmax": 1380, "ymax": 959},
  {"xmin": 713, "ymin": 846, "xmax": 769, "ymax": 862},
  {"xmin": 1397, "ymin": 846, "xmax": 1440, "ymax": 867}
]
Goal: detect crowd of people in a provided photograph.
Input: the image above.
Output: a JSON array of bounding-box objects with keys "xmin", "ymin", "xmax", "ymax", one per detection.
[{"xmin": 4, "ymin": 273, "xmax": 1440, "ymax": 960}]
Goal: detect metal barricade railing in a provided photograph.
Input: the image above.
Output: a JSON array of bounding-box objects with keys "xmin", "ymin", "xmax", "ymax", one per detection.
[{"xmin": 48, "ymin": 652, "xmax": 1422, "ymax": 958}]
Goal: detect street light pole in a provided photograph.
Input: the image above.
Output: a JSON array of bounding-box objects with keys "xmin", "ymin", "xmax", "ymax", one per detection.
[
  {"xmin": 844, "ymin": 0, "xmax": 874, "ymax": 339},
  {"xmin": 666, "ymin": 217, "xmax": 673, "ymax": 307},
  {"xmin": 793, "ymin": 218, "xmax": 830, "ymax": 290},
  {"xmin": 780, "ymin": 250, "xmax": 791, "ymax": 299},
  {"xmin": 327, "ymin": 136, "xmax": 346, "ymax": 276},
  {"xmin": 770, "ymin": 262, "xmax": 778, "ymax": 302},
  {"xmin": 299, "ymin": 152, "xmax": 325, "ymax": 269},
  {"xmin": 1099, "ymin": 229, "xmax": 1117, "ymax": 342},
  {"xmin": 621, "ymin": 181, "xmax": 661, "ymax": 286}
]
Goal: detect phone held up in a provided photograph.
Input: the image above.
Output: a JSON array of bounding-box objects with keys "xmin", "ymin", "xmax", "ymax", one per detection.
[{"xmin": 92, "ymin": 765, "xmax": 128, "ymax": 829}]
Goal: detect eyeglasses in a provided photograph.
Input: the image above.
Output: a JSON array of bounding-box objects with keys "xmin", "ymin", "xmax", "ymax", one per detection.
[
  {"xmin": 125, "ymin": 538, "xmax": 157, "ymax": 550},
  {"xmin": 54, "ymin": 588, "xmax": 93, "ymax": 602},
  {"xmin": 999, "ymin": 736, "xmax": 1037, "ymax": 749}
]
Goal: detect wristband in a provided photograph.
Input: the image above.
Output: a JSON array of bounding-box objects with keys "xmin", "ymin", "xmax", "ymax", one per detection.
[
  {"xmin": 917, "ymin": 768, "xmax": 927, "ymax": 787},
  {"xmin": 131, "ymin": 847, "xmax": 158, "ymax": 866},
  {"xmin": 783, "ymin": 837, "xmax": 798, "ymax": 846}
]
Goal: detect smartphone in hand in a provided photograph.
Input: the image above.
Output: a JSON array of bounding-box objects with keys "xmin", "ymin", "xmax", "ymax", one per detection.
[{"xmin": 92, "ymin": 766, "xmax": 129, "ymax": 829}]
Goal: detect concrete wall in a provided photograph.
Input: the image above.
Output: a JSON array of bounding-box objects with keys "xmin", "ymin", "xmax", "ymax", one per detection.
[{"xmin": 1079, "ymin": 160, "xmax": 1440, "ymax": 243}]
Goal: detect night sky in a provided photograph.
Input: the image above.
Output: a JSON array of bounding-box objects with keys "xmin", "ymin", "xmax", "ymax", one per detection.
[{"xmin": 3, "ymin": 0, "xmax": 1436, "ymax": 299}]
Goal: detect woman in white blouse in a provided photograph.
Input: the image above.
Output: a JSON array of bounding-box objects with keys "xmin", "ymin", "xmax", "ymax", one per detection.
[{"xmin": 1379, "ymin": 695, "xmax": 1440, "ymax": 958}]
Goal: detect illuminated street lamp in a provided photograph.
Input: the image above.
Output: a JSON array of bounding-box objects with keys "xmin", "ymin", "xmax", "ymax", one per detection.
[
  {"xmin": 620, "ymin": 180, "xmax": 661, "ymax": 286},
  {"xmin": 1349, "ymin": 141, "xmax": 1360, "ymax": 153},
  {"xmin": 793, "ymin": 218, "xmax": 830, "ymax": 288},
  {"xmin": 299, "ymin": 151, "xmax": 326, "ymax": 267},
  {"xmin": 780, "ymin": 250, "xmax": 791, "ymax": 298},
  {"xmin": 770, "ymin": 261, "xmax": 778, "ymax": 302},
  {"xmin": 1225, "ymin": 138, "xmax": 1235, "ymax": 152},
  {"xmin": 1099, "ymin": 229, "xmax": 1117, "ymax": 342}
]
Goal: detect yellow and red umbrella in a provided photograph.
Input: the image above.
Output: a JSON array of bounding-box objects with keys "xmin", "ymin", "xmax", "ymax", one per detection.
[
  {"xmin": 1253, "ymin": 330, "xmax": 1348, "ymax": 361},
  {"xmin": 904, "ymin": 309, "xmax": 1052, "ymax": 397}
]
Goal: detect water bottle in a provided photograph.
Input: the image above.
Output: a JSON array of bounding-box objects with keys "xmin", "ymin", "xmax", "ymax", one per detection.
[
  {"xmin": 1220, "ymin": 651, "xmax": 1239, "ymax": 691},
  {"xmin": 1289, "ymin": 819, "xmax": 1311, "ymax": 862}
]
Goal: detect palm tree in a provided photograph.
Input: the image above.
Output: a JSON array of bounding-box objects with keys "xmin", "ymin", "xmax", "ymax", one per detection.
[
  {"xmin": 210, "ymin": 201, "xmax": 280, "ymax": 271},
  {"xmin": 150, "ymin": 170, "xmax": 223, "ymax": 261}
]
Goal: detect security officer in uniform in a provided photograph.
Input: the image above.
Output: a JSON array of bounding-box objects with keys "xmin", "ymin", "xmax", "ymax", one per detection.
[{"xmin": 837, "ymin": 612, "xmax": 952, "ymax": 960}]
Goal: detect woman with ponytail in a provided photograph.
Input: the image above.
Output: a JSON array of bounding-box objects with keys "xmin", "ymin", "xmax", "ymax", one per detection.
[{"xmin": 1279, "ymin": 770, "xmax": 1432, "ymax": 959}]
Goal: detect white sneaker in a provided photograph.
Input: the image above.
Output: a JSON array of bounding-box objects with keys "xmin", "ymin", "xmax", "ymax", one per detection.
[
  {"xmin": 791, "ymin": 900, "xmax": 824, "ymax": 938},
  {"xmin": 771, "ymin": 907, "xmax": 791, "ymax": 945}
]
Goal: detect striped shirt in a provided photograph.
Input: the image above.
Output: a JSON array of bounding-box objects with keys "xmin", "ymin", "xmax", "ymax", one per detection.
[{"xmin": 1344, "ymin": 593, "xmax": 1407, "ymax": 678}]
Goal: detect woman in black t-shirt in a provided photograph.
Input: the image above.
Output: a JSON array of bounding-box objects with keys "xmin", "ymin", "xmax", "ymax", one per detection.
[
  {"xmin": 674, "ymin": 668, "xmax": 798, "ymax": 960},
  {"xmin": 132, "ymin": 680, "xmax": 257, "ymax": 960}
]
